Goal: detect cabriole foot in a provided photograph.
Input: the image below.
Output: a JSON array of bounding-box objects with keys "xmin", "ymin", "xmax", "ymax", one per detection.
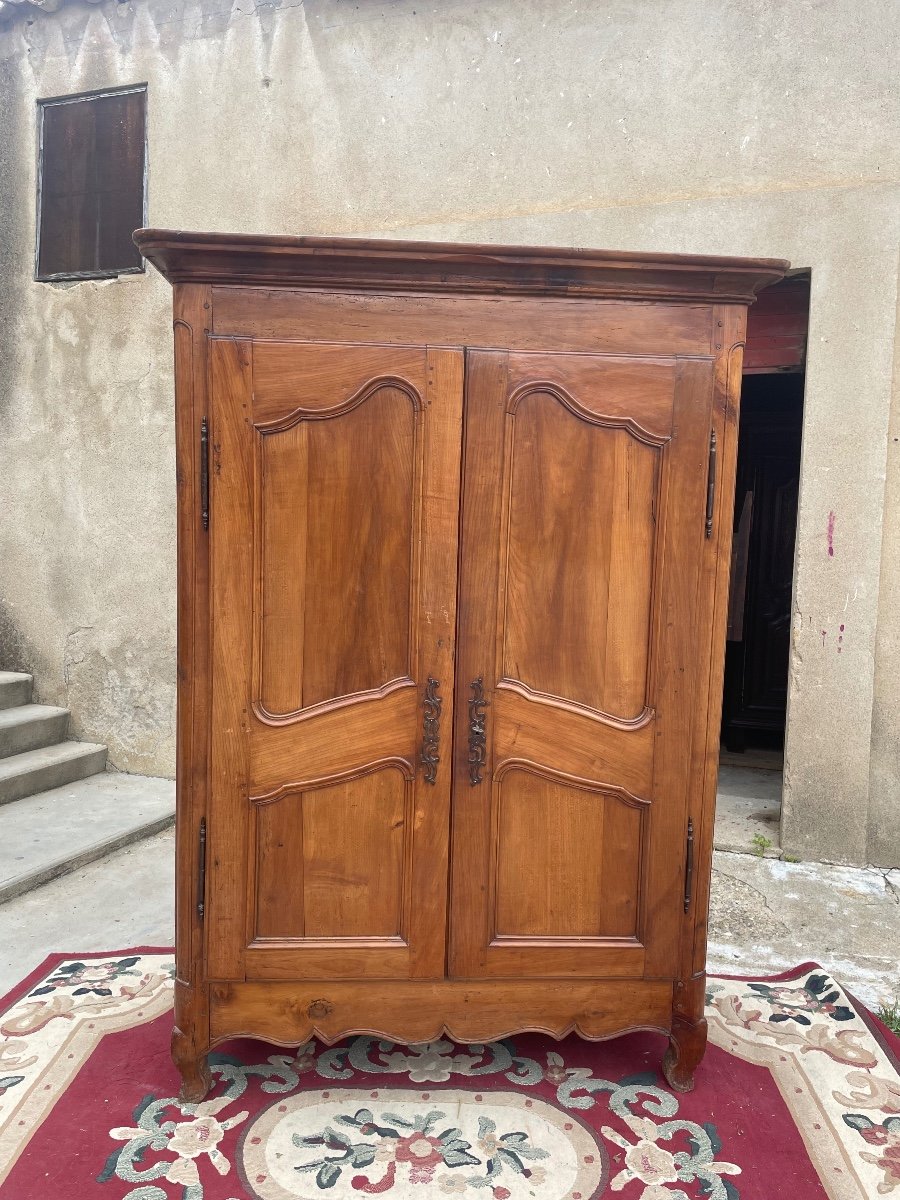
[
  {"xmin": 662, "ymin": 1014, "xmax": 708, "ymax": 1093},
  {"xmin": 172, "ymin": 1024, "xmax": 212, "ymax": 1104}
]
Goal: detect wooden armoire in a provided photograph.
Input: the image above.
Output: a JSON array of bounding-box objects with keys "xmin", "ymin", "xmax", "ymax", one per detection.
[{"xmin": 135, "ymin": 229, "xmax": 787, "ymax": 1101}]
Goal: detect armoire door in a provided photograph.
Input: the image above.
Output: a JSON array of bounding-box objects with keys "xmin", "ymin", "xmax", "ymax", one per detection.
[
  {"xmin": 205, "ymin": 338, "xmax": 463, "ymax": 982},
  {"xmin": 450, "ymin": 349, "xmax": 715, "ymax": 980}
]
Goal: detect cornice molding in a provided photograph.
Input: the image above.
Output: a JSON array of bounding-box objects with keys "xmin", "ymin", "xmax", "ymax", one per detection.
[{"xmin": 134, "ymin": 228, "xmax": 788, "ymax": 305}]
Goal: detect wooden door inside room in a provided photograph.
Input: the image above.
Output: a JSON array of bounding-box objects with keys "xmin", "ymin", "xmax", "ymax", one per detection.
[
  {"xmin": 204, "ymin": 338, "xmax": 464, "ymax": 983},
  {"xmin": 449, "ymin": 349, "xmax": 717, "ymax": 981}
]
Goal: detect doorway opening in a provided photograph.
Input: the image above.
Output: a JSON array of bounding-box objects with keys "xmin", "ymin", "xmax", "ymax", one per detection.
[{"xmin": 715, "ymin": 274, "xmax": 810, "ymax": 857}]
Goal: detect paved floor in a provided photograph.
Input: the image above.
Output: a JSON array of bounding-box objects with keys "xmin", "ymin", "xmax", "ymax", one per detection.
[{"xmin": 1, "ymin": 776, "xmax": 898, "ymax": 1012}]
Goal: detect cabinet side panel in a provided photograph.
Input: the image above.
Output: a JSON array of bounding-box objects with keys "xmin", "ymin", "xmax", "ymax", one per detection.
[
  {"xmin": 642, "ymin": 357, "xmax": 716, "ymax": 979},
  {"xmin": 207, "ymin": 338, "xmax": 255, "ymax": 980},
  {"xmin": 683, "ymin": 307, "xmax": 749, "ymax": 990},
  {"xmin": 172, "ymin": 284, "xmax": 213, "ymax": 1066}
]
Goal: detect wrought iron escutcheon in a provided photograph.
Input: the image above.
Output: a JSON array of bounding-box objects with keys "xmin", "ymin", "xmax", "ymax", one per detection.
[
  {"xmin": 468, "ymin": 677, "xmax": 490, "ymax": 786},
  {"xmin": 421, "ymin": 677, "xmax": 442, "ymax": 784}
]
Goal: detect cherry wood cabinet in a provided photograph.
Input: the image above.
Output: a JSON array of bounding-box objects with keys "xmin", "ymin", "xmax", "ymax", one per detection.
[{"xmin": 135, "ymin": 229, "xmax": 786, "ymax": 1102}]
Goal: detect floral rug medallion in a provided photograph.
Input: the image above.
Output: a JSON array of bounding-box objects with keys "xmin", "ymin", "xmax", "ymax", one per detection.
[
  {"xmin": 237, "ymin": 1087, "xmax": 607, "ymax": 1198},
  {"xmin": 0, "ymin": 950, "xmax": 898, "ymax": 1199}
]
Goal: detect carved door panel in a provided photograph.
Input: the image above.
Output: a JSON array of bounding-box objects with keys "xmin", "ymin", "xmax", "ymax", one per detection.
[
  {"xmin": 449, "ymin": 350, "xmax": 715, "ymax": 979},
  {"xmin": 206, "ymin": 339, "xmax": 463, "ymax": 981}
]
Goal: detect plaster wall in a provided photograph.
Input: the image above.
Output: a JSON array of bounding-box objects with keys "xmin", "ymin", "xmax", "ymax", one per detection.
[{"xmin": 0, "ymin": 0, "xmax": 898, "ymax": 863}]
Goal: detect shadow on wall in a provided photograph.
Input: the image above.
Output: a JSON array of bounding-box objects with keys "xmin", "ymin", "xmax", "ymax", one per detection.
[{"xmin": 0, "ymin": 603, "xmax": 36, "ymax": 676}]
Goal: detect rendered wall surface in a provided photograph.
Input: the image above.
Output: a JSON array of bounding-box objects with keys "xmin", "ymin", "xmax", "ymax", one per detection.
[{"xmin": 0, "ymin": 0, "xmax": 898, "ymax": 864}]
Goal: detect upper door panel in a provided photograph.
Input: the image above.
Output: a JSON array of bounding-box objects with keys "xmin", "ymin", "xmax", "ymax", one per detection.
[
  {"xmin": 499, "ymin": 355, "xmax": 675, "ymax": 726},
  {"xmin": 252, "ymin": 344, "xmax": 425, "ymax": 721}
]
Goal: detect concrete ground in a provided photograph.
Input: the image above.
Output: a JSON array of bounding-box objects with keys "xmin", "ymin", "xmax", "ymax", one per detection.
[
  {"xmin": 0, "ymin": 823, "xmax": 175, "ymax": 1000},
  {"xmin": 708, "ymin": 851, "xmax": 900, "ymax": 1009},
  {"xmin": 714, "ymin": 765, "xmax": 783, "ymax": 856},
  {"xmin": 1, "ymin": 775, "xmax": 898, "ymax": 1013}
]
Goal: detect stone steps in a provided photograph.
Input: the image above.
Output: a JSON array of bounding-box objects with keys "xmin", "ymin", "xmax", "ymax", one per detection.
[
  {"xmin": 0, "ymin": 703, "xmax": 70, "ymax": 759},
  {"xmin": 0, "ymin": 741, "xmax": 109, "ymax": 806},
  {"xmin": 0, "ymin": 773, "xmax": 175, "ymax": 904},
  {"xmin": 0, "ymin": 667, "xmax": 172, "ymax": 902},
  {"xmin": 0, "ymin": 671, "xmax": 34, "ymax": 711},
  {"xmin": 0, "ymin": 670, "xmax": 109, "ymax": 805}
]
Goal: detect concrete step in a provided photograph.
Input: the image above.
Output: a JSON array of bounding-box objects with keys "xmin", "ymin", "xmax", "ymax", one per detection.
[
  {"xmin": 0, "ymin": 703, "xmax": 69, "ymax": 759},
  {"xmin": 0, "ymin": 672, "xmax": 33, "ymax": 710},
  {"xmin": 0, "ymin": 741, "xmax": 108, "ymax": 806},
  {"xmin": 0, "ymin": 773, "xmax": 175, "ymax": 904}
]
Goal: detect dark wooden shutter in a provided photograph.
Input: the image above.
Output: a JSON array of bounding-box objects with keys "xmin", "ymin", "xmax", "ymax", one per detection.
[{"xmin": 38, "ymin": 88, "xmax": 146, "ymax": 280}]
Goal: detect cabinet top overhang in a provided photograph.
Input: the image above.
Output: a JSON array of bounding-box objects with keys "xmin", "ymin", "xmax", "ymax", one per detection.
[{"xmin": 133, "ymin": 228, "xmax": 787, "ymax": 305}]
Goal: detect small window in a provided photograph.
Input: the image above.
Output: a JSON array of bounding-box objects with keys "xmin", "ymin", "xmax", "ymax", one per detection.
[{"xmin": 36, "ymin": 86, "xmax": 147, "ymax": 281}]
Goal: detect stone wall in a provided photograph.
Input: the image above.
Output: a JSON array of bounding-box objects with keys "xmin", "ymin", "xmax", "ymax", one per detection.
[{"xmin": 1, "ymin": 0, "xmax": 898, "ymax": 863}]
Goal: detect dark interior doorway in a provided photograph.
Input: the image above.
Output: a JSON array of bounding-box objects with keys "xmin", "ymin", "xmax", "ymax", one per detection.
[
  {"xmin": 721, "ymin": 372, "xmax": 803, "ymax": 752},
  {"xmin": 720, "ymin": 275, "xmax": 809, "ymax": 765},
  {"xmin": 715, "ymin": 274, "xmax": 808, "ymax": 854}
]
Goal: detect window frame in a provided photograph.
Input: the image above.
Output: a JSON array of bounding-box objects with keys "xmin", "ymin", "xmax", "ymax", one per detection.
[{"xmin": 34, "ymin": 83, "xmax": 149, "ymax": 283}]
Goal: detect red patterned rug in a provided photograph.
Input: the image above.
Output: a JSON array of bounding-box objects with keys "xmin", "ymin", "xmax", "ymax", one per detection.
[{"xmin": 1, "ymin": 951, "xmax": 898, "ymax": 1199}]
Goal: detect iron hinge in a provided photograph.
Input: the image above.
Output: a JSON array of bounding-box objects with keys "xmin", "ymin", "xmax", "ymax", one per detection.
[
  {"xmin": 705, "ymin": 428, "xmax": 717, "ymax": 538},
  {"xmin": 683, "ymin": 817, "xmax": 695, "ymax": 912},
  {"xmin": 197, "ymin": 818, "xmax": 207, "ymax": 920},
  {"xmin": 200, "ymin": 417, "xmax": 210, "ymax": 531}
]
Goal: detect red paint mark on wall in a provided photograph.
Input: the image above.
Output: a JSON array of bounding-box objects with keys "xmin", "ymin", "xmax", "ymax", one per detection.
[
  {"xmin": 838, "ymin": 623, "xmax": 845, "ymax": 654},
  {"xmin": 821, "ymin": 629, "xmax": 827, "ymax": 647},
  {"xmin": 827, "ymin": 511, "xmax": 836, "ymax": 557}
]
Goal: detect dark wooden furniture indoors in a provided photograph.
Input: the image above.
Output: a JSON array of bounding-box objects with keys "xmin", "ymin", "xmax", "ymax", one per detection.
[
  {"xmin": 722, "ymin": 277, "xmax": 808, "ymax": 753},
  {"xmin": 135, "ymin": 228, "xmax": 787, "ymax": 1101}
]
